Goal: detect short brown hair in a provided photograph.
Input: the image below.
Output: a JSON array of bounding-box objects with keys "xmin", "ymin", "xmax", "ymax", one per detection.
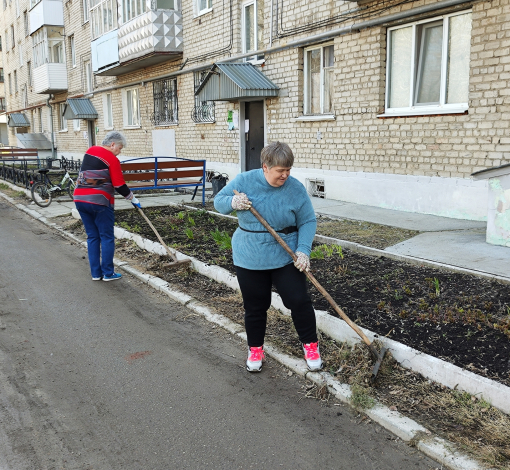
[{"xmin": 260, "ymin": 142, "xmax": 294, "ymax": 168}]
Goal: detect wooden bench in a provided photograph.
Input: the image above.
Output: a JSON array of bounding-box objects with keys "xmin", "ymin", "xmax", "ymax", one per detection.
[
  {"xmin": 120, "ymin": 157, "xmax": 207, "ymax": 206},
  {"xmin": 0, "ymin": 147, "xmax": 39, "ymax": 160}
]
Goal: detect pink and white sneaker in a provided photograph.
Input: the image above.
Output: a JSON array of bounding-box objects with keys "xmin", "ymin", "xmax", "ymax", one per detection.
[
  {"xmin": 246, "ymin": 346, "xmax": 265, "ymax": 372},
  {"xmin": 303, "ymin": 342, "xmax": 323, "ymax": 371}
]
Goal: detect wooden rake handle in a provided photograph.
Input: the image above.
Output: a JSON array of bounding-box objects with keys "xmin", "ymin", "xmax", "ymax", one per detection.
[
  {"xmin": 233, "ymin": 189, "xmax": 373, "ymax": 348},
  {"xmin": 136, "ymin": 207, "xmax": 179, "ymax": 262}
]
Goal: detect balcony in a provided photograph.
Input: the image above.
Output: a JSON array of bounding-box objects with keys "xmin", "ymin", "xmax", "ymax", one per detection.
[
  {"xmin": 92, "ymin": 9, "xmax": 183, "ymax": 76},
  {"xmin": 29, "ymin": 0, "xmax": 64, "ymax": 35},
  {"xmin": 33, "ymin": 63, "xmax": 68, "ymax": 94}
]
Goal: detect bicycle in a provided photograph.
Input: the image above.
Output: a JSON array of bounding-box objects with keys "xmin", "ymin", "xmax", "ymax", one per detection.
[{"xmin": 31, "ymin": 161, "xmax": 77, "ymax": 208}]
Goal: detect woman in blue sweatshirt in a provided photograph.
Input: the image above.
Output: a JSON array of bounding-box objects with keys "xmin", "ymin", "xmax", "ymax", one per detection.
[{"xmin": 214, "ymin": 142, "xmax": 322, "ymax": 372}]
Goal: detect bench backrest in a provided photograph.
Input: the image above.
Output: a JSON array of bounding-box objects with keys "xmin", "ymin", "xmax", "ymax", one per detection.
[
  {"xmin": 0, "ymin": 148, "xmax": 38, "ymax": 159},
  {"xmin": 120, "ymin": 159, "xmax": 205, "ymax": 182}
]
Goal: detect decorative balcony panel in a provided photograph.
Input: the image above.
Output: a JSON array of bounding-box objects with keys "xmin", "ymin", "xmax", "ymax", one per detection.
[
  {"xmin": 33, "ymin": 63, "xmax": 68, "ymax": 94},
  {"xmin": 91, "ymin": 29, "xmax": 120, "ymax": 73},
  {"xmin": 29, "ymin": 0, "xmax": 64, "ymax": 35},
  {"xmin": 118, "ymin": 9, "xmax": 182, "ymax": 63}
]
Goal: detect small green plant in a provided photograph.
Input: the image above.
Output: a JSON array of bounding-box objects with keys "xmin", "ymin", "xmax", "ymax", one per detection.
[
  {"xmin": 310, "ymin": 244, "xmax": 343, "ymax": 260},
  {"xmin": 187, "ymin": 215, "xmax": 196, "ymax": 226},
  {"xmin": 185, "ymin": 228, "xmax": 194, "ymax": 239},
  {"xmin": 394, "ymin": 290, "xmax": 403, "ymax": 300},
  {"xmin": 0, "ymin": 183, "xmax": 9, "ymax": 190},
  {"xmin": 14, "ymin": 191, "xmax": 27, "ymax": 198},
  {"xmin": 177, "ymin": 211, "xmax": 185, "ymax": 220},
  {"xmin": 350, "ymin": 385, "xmax": 375, "ymax": 409},
  {"xmin": 211, "ymin": 228, "xmax": 232, "ymax": 250},
  {"xmin": 433, "ymin": 277, "xmax": 440, "ymax": 297}
]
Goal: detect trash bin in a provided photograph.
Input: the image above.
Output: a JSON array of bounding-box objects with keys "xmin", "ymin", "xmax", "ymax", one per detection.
[{"xmin": 211, "ymin": 173, "xmax": 229, "ymax": 196}]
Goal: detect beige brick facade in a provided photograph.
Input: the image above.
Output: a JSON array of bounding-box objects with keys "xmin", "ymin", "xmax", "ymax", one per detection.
[{"xmin": 1, "ymin": 0, "xmax": 509, "ymax": 218}]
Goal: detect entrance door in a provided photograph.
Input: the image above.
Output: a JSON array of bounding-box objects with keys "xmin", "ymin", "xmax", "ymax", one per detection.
[
  {"xmin": 87, "ymin": 121, "xmax": 96, "ymax": 148},
  {"xmin": 245, "ymin": 101, "xmax": 264, "ymax": 171}
]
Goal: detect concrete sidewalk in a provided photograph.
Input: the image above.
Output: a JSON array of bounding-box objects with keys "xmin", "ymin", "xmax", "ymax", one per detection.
[{"xmin": 23, "ymin": 187, "xmax": 510, "ymax": 281}]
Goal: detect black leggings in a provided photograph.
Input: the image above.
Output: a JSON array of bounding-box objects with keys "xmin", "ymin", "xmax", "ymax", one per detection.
[{"xmin": 235, "ymin": 263, "xmax": 318, "ymax": 347}]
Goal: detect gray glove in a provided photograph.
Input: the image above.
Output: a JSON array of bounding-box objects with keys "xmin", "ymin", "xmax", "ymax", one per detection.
[{"xmin": 232, "ymin": 193, "xmax": 252, "ymax": 211}]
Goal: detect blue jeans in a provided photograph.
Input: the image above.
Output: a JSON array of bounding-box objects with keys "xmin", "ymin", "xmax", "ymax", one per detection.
[{"xmin": 75, "ymin": 202, "xmax": 115, "ymax": 278}]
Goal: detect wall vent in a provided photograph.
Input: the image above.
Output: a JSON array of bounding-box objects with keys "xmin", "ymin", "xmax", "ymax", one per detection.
[{"xmin": 306, "ymin": 178, "xmax": 326, "ymax": 198}]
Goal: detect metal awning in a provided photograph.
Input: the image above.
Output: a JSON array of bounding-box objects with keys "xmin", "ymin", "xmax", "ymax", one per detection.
[
  {"xmin": 471, "ymin": 163, "xmax": 510, "ymax": 180},
  {"xmin": 195, "ymin": 63, "xmax": 279, "ymax": 101},
  {"xmin": 8, "ymin": 113, "xmax": 30, "ymax": 127},
  {"xmin": 63, "ymin": 98, "xmax": 98, "ymax": 120}
]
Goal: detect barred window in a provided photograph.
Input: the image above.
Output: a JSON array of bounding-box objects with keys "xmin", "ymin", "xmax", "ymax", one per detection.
[
  {"xmin": 192, "ymin": 71, "xmax": 215, "ymax": 123},
  {"xmin": 151, "ymin": 79, "xmax": 178, "ymax": 126}
]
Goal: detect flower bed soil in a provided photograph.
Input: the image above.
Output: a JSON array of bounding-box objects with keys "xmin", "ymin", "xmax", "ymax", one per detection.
[{"xmin": 113, "ymin": 205, "xmax": 510, "ymax": 389}]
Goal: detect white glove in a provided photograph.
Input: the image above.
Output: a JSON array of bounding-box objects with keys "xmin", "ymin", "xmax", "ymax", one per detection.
[
  {"xmin": 232, "ymin": 193, "xmax": 252, "ymax": 211},
  {"xmin": 131, "ymin": 196, "xmax": 141, "ymax": 209},
  {"xmin": 294, "ymin": 252, "xmax": 310, "ymax": 272}
]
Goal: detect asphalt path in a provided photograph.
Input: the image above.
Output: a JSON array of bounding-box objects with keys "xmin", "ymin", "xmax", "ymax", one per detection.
[{"xmin": 0, "ymin": 199, "xmax": 439, "ymax": 470}]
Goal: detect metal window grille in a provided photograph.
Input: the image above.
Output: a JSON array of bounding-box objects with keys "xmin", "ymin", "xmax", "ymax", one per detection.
[
  {"xmin": 306, "ymin": 178, "xmax": 326, "ymax": 198},
  {"xmin": 151, "ymin": 79, "xmax": 178, "ymax": 126},
  {"xmin": 192, "ymin": 71, "xmax": 215, "ymax": 123}
]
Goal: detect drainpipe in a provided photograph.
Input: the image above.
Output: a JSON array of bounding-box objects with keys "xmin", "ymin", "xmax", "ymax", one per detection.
[
  {"xmin": 94, "ymin": 0, "xmax": 473, "ymax": 94},
  {"xmin": 46, "ymin": 95, "xmax": 55, "ymax": 160}
]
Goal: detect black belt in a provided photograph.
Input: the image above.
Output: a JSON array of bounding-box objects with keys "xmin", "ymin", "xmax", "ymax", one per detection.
[{"xmin": 239, "ymin": 226, "xmax": 298, "ymax": 235}]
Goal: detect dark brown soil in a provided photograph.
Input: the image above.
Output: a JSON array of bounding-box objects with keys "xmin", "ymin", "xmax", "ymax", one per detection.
[{"xmin": 112, "ymin": 205, "xmax": 510, "ymax": 389}]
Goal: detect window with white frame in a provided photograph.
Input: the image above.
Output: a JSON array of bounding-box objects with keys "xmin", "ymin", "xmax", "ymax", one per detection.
[
  {"xmin": 38, "ymin": 107, "xmax": 43, "ymax": 132},
  {"xmin": 84, "ymin": 60, "xmax": 93, "ymax": 92},
  {"xmin": 385, "ymin": 11, "xmax": 472, "ymax": 115},
  {"xmin": 21, "ymin": 84, "xmax": 27, "ymax": 107},
  {"xmin": 122, "ymin": 0, "xmax": 148, "ymax": 23},
  {"xmin": 73, "ymin": 119, "xmax": 80, "ymax": 131},
  {"xmin": 8, "ymin": 74, "xmax": 11, "ymax": 94},
  {"xmin": 4, "ymin": 30, "xmax": 8, "ymax": 50},
  {"xmin": 90, "ymin": 0, "xmax": 117, "ymax": 39},
  {"xmin": 32, "ymin": 27, "xmax": 66, "ymax": 68},
  {"xmin": 192, "ymin": 71, "xmax": 215, "ymax": 123},
  {"xmin": 242, "ymin": 0, "xmax": 263, "ymax": 61},
  {"xmin": 59, "ymin": 103, "xmax": 67, "ymax": 131},
  {"xmin": 124, "ymin": 88, "xmax": 141, "ymax": 127},
  {"xmin": 195, "ymin": 0, "xmax": 211, "ymax": 16},
  {"xmin": 70, "ymin": 35, "xmax": 76, "ymax": 67},
  {"xmin": 83, "ymin": 0, "xmax": 89, "ymax": 22},
  {"xmin": 13, "ymin": 70, "xmax": 18, "ymax": 93},
  {"xmin": 304, "ymin": 43, "xmax": 334, "ymax": 115},
  {"xmin": 103, "ymin": 92, "xmax": 113, "ymax": 129},
  {"xmin": 27, "ymin": 61, "xmax": 32, "ymax": 86},
  {"xmin": 10, "ymin": 25, "xmax": 15, "ymax": 49},
  {"xmin": 155, "ymin": 0, "xmax": 175, "ymax": 9},
  {"xmin": 151, "ymin": 79, "xmax": 177, "ymax": 126}
]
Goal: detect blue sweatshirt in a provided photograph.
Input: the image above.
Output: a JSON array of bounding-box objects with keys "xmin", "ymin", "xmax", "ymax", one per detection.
[{"xmin": 214, "ymin": 169, "xmax": 317, "ymax": 270}]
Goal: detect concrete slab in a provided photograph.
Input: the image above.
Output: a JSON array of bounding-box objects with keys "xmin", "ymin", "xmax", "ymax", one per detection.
[
  {"xmin": 385, "ymin": 228, "xmax": 510, "ymax": 278},
  {"xmin": 311, "ymin": 199, "xmax": 486, "ymax": 232}
]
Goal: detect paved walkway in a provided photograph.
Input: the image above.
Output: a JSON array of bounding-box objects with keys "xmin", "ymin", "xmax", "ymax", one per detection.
[{"xmin": 25, "ymin": 188, "xmax": 510, "ymax": 280}]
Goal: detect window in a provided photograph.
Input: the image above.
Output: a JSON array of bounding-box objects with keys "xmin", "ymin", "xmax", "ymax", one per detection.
[
  {"xmin": 0, "ymin": 68, "xmax": 3, "ymax": 82},
  {"xmin": 242, "ymin": 0, "xmax": 263, "ymax": 61},
  {"xmin": 0, "ymin": 97, "xmax": 5, "ymax": 112},
  {"xmin": 38, "ymin": 107, "xmax": 43, "ymax": 132},
  {"xmin": 304, "ymin": 43, "xmax": 334, "ymax": 115},
  {"xmin": 14, "ymin": 70, "xmax": 18, "ymax": 93},
  {"xmin": 24, "ymin": 11, "xmax": 28, "ymax": 36},
  {"xmin": 10, "ymin": 25, "xmax": 15, "ymax": 49},
  {"xmin": 192, "ymin": 71, "xmax": 215, "ymax": 123},
  {"xmin": 195, "ymin": 0, "xmax": 211, "ymax": 16},
  {"xmin": 122, "ymin": 0, "xmax": 148, "ymax": 23},
  {"xmin": 5, "ymin": 30, "xmax": 8, "ymax": 50},
  {"xmin": 73, "ymin": 119, "xmax": 80, "ymax": 131},
  {"xmin": 90, "ymin": 0, "xmax": 117, "ymax": 39},
  {"xmin": 103, "ymin": 92, "xmax": 113, "ymax": 128},
  {"xmin": 15, "ymin": 0, "xmax": 19, "ymax": 16},
  {"xmin": 8, "ymin": 74, "xmax": 11, "ymax": 94},
  {"xmin": 84, "ymin": 60, "xmax": 93, "ymax": 92},
  {"xmin": 151, "ymin": 79, "xmax": 177, "ymax": 126},
  {"xmin": 154, "ymin": 0, "xmax": 175, "ymax": 9},
  {"xmin": 21, "ymin": 84, "xmax": 27, "ymax": 107},
  {"xmin": 385, "ymin": 11, "xmax": 472, "ymax": 115},
  {"xmin": 70, "ymin": 35, "xmax": 76, "ymax": 67},
  {"xmin": 124, "ymin": 88, "xmax": 141, "ymax": 127},
  {"xmin": 3, "ymin": 0, "xmax": 6, "ymax": 10},
  {"xmin": 83, "ymin": 0, "xmax": 89, "ymax": 22},
  {"xmin": 32, "ymin": 27, "xmax": 66, "ymax": 68},
  {"xmin": 30, "ymin": 0, "xmax": 41, "ymax": 7},
  {"xmin": 59, "ymin": 102, "xmax": 67, "ymax": 131},
  {"xmin": 27, "ymin": 61, "xmax": 31, "ymax": 86}
]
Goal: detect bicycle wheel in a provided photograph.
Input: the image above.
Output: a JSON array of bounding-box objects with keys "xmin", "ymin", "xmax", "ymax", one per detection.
[
  {"xmin": 31, "ymin": 182, "xmax": 53, "ymax": 207},
  {"xmin": 67, "ymin": 180, "xmax": 76, "ymax": 199}
]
